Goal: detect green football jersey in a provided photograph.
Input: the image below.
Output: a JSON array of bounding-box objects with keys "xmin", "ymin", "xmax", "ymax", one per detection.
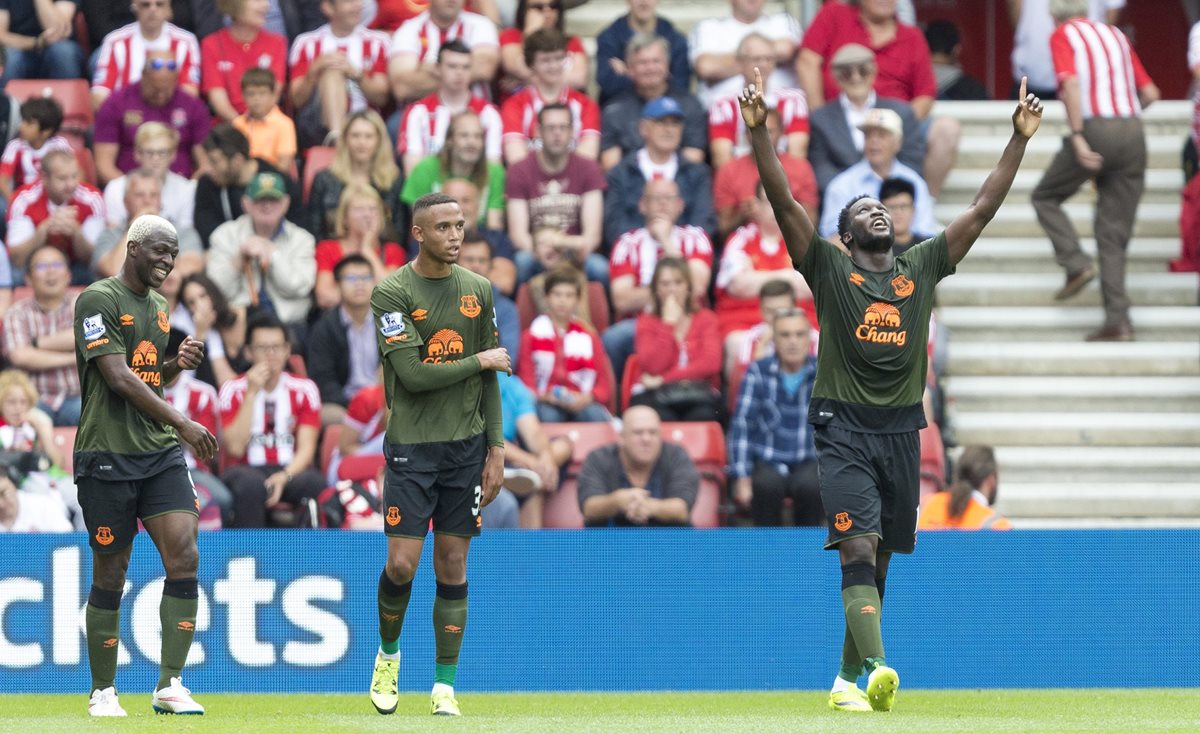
[
  {"xmin": 798, "ymin": 232, "xmax": 955, "ymax": 421},
  {"xmin": 74, "ymin": 277, "xmax": 178, "ymax": 458},
  {"xmin": 372, "ymin": 263, "xmax": 499, "ymax": 445}
]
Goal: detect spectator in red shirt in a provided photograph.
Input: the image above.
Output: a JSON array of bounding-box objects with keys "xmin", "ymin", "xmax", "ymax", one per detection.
[
  {"xmin": 714, "ymin": 107, "xmax": 817, "ymax": 238},
  {"xmin": 200, "ymin": 0, "xmax": 289, "ymax": 123},
  {"xmin": 288, "ymin": 0, "xmax": 391, "ymax": 148},
  {"xmin": 500, "ymin": 28, "xmax": 601, "ymax": 165},
  {"xmin": 497, "ymin": 0, "xmax": 590, "ymax": 98},
  {"xmin": 627, "ymin": 256, "xmax": 723, "ymax": 422},
  {"xmin": 714, "ymin": 184, "xmax": 811, "ymax": 339},
  {"xmin": 797, "ymin": 0, "xmax": 960, "ymax": 197},
  {"xmin": 6, "ymin": 149, "xmax": 105, "ymax": 281},
  {"xmin": 313, "ymin": 183, "xmax": 406, "ymax": 310},
  {"xmin": 218, "ymin": 312, "xmax": 326, "ymax": 527}
]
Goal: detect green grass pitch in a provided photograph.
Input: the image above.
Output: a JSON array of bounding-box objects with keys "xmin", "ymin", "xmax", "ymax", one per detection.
[{"xmin": 3, "ymin": 690, "xmax": 1199, "ymax": 733}]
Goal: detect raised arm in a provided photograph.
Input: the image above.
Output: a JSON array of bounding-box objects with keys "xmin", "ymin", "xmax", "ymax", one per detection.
[
  {"xmin": 943, "ymin": 77, "xmax": 1043, "ymax": 266},
  {"xmin": 740, "ymin": 67, "xmax": 816, "ymax": 265}
]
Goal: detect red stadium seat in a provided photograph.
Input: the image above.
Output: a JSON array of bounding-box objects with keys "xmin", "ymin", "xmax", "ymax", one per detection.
[
  {"xmin": 515, "ymin": 283, "xmax": 537, "ymax": 330},
  {"xmin": 302, "ymin": 146, "xmax": 335, "ymax": 205},
  {"xmin": 6, "ymin": 79, "xmax": 93, "ymax": 137},
  {"xmin": 542, "ymin": 422, "xmax": 617, "ymax": 475},
  {"xmin": 542, "ymin": 478, "xmax": 585, "ymax": 528},
  {"xmin": 318, "ymin": 424, "xmax": 342, "ymax": 477},
  {"xmin": 72, "ymin": 144, "xmax": 98, "ymax": 187},
  {"xmin": 662, "ymin": 421, "xmax": 726, "ymax": 469},
  {"xmin": 690, "ymin": 478, "xmax": 722, "ymax": 528},
  {"xmin": 338, "ymin": 453, "xmax": 385, "ymax": 483},
  {"xmin": 516, "ymin": 281, "xmax": 610, "ymax": 332},
  {"xmin": 52, "ymin": 426, "xmax": 77, "ymax": 475},
  {"xmin": 586, "ymin": 281, "xmax": 610, "ymax": 332},
  {"xmin": 619, "ymin": 354, "xmax": 639, "ymax": 411}
]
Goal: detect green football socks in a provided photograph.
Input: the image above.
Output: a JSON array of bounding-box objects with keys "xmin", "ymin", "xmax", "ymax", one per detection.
[
  {"xmin": 433, "ymin": 582, "xmax": 468, "ymax": 686},
  {"xmin": 378, "ymin": 571, "xmax": 413, "ymax": 655},
  {"xmin": 157, "ymin": 578, "xmax": 199, "ymax": 690},
  {"xmin": 85, "ymin": 586, "xmax": 122, "ymax": 692}
]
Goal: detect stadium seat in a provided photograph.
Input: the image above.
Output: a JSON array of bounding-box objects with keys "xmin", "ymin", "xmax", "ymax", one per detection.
[
  {"xmin": 690, "ymin": 478, "xmax": 721, "ymax": 528},
  {"xmin": 620, "ymin": 354, "xmax": 639, "ymax": 411},
  {"xmin": 586, "ymin": 282, "xmax": 610, "ymax": 332},
  {"xmin": 542, "ymin": 478, "xmax": 584, "ymax": 528},
  {"xmin": 542, "ymin": 422, "xmax": 617, "ymax": 475},
  {"xmin": 318, "ymin": 424, "xmax": 342, "ymax": 477},
  {"xmin": 6, "ymin": 79, "xmax": 93, "ymax": 137},
  {"xmin": 286, "ymin": 353, "xmax": 307, "ymax": 377},
  {"xmin": 302, "ymin": 146, "xmax": 335, "ymax": 204},
  {"xmin": 72, "ymin": 144, "xmax": 98, "ymax": 186},
  {"xmin": 338, "ymin": 453, "xmax": 385, "ymax": 483},
  {"xmin": 516, "ymin": 281, "xmax": 610, "ymax": 332},
  {"xmin": 662, "ymin": 422, "xmax": 726, "ymax": 470},
  {"xmin": 52, "ymin": 426, "xmax": 77, "ymax": 475},
  {"xmin": 920, "ymin": 423, "xmax": 946, "ymax": 499}
]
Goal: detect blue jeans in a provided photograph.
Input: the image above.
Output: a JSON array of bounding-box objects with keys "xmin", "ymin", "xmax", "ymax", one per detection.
[
  {"xmin": 40, "ymin": 395, "xmax": 81, "ymax": 427},
  {"xmin": 1, "ymin": 42, "xmax": 84, "ymax": 86},
  {"xmin": 601, "ymin": 317, "xmax": 636, "ymax": 388},
  {"xmin": 515, "ymin": 250, "xmax": 610, "ymax": 288},
  {"xmin": 536, "ymin": 401, "xmax": 611, "ymax": 423}
]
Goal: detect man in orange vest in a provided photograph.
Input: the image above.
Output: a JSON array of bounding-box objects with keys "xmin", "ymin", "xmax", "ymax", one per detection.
[{"xmin": 918, "ymin": 445, "xmax": 1011, "ymax": 530}]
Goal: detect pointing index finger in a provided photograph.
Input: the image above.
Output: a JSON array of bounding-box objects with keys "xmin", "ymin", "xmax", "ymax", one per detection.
[
  {"xmin": 754, "ymin": 67, "xmax": 763, "ymax": 93},
  {"xmin": 1019, "ymin": 76, "xmax": 1027, "ymax": 103}
]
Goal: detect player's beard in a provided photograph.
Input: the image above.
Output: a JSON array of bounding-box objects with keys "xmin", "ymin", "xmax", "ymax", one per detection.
[{"xmin": 856, "ymin": 230, "xmax": 895, "ymax": 253}]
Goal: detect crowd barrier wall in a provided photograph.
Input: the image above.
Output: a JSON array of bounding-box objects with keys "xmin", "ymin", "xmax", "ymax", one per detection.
[{"xmin": 0, "ymin": 529, "xmax": 1193, "ymax": 693}]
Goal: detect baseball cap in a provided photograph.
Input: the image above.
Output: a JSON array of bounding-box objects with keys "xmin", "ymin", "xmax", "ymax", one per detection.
[
  {"xmin": 245, "ymin": 171, "xmax": 288, "ymax": 201},
  {"xmin": 641, "ymin": 96, "xmax": 684, "ymax": 120},
  {"xmin": 858, "ymin": 108, "xmax": 904, "ymax": 139},
  {"xmin": 831, "ymin": 43, "xmax": 875, "ymax": 68}
]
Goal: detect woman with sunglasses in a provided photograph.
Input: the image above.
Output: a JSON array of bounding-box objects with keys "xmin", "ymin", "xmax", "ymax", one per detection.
[{"xmin": 497, "ymin": 0, "xmax": 589, "ymax": 98}]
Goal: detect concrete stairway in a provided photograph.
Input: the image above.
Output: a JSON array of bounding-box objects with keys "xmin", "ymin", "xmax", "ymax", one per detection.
[{"xmin": 935, "ymin": 100, "xmax": 1200, "ymax": 527}]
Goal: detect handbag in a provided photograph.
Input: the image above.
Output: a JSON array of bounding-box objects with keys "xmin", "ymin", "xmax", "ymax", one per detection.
[{"xmin": 654, "ymin": 380, "xmax": 719, "ymax": 411}]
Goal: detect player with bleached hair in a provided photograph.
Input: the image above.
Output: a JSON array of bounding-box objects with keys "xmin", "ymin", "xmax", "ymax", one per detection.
[{"xmin": 73, "ymin": 214, "xmax": 218, "ymax": 717}]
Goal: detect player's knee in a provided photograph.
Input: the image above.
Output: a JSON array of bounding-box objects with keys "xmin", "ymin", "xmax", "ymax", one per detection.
[
  {"xmin": 434, "ymin": 546, "xmax": 467, "ymax": 578},
  {"xmin": 386, "ymin": 554, "xmax": 419, "ymax": 584},
  {"xmin": 838, "ymin": 536, "xmax": 876, "ymax": 567},
  {"xmin": 92, "ymin": 552, "xmax": 130, "ymax": 590},
  {"xmin": 164, "ymin": 541, "xmax": 199, "ymax": 577}
]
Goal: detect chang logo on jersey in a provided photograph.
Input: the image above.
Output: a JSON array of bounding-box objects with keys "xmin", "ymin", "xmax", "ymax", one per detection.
[
  {"xmin": 855, "ymin": 303, "xmax": 907, "ymax": 347},
  {"xmin": 423, "ymin": 329, "xmax": 464, "ymax": 363},
  {"xmin": 130, "ymin": 340, "xmax": 162, "ymax": 385}
]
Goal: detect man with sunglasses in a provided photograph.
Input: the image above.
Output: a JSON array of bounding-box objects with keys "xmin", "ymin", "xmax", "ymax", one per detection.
[
  {"xmin": 91, "ymin": 0, "xmax": 200, "ymax": 109},
  {"xmin": 94, "ymin": 49, "xmax": 210, "ymax": 186},
  {"xmin": 807, "ymin": 43, "xmax": 923, "ymax": 195}
]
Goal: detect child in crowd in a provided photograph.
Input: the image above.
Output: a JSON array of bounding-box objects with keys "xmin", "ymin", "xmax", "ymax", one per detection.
[
  {"xmin": 0, "ymin": 97, "xmax": 72, "ymax": 201},
  {"xmin": 232, "ymin": 68, "xmax": 297, "ymax": 173}
]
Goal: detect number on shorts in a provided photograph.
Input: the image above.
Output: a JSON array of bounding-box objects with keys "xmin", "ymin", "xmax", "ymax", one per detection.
[{"xmin": 472, "ymin": 485, "xmax": 482, "ymax": 516}]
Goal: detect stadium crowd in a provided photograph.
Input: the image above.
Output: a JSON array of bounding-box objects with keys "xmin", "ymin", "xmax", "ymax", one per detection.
[{"xmin": 0, "ymin": 0, "xmax": 1149, "ymax": 532}]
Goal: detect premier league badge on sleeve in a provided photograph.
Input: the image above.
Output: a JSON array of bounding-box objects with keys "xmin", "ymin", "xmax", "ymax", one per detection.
[
  {"xmin": 379, "ymin": 312, "xmax": 406, "ymax": 337},
  {"xmin": 83, "ymin": 314, "xmax": 106, "ymax": 340}
]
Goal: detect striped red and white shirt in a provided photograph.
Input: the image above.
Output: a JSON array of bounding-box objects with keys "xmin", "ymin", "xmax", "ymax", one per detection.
[
  {"xmin": 92, "ymin": 22, "xmax": 201, "ymax": 94},
  {"xmin": 0, "ymin": 136, "xmax": 73, "ymax": 191},
  {"xmin": 219, "ymin": 372, "xmax": 322, "ymax": 468},
  {"xmin": 289, "ymin": 24, "xmax": 390, "ymax": 101},
  {"xmin": 708, "ymin": 88, "xmax": 809, "ymax": 157},
  {"xmin": 6, "ymin": 181, "xmax": 106, "ymax": 261},
  {"xmin": 398, "ymin": 93, "xmax": 502, "ymax": 160},
  {"xmin": 500, "ymin": 87, "xmax": 600, "ymax": 148},
  {"xmin": 389, "ymin": 10, "xmax": 498, "ymax": 63},
  {"xmin": 609, "ymin": 225, "xmax": 714, "ymax": 288},
  {"xmin": 165, "ymin": 373, "xmax": 219, "ymax": 469},
  {"xmin": 1050, "ymin": 17, "xmax": 1152, "ymax": 120}
]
